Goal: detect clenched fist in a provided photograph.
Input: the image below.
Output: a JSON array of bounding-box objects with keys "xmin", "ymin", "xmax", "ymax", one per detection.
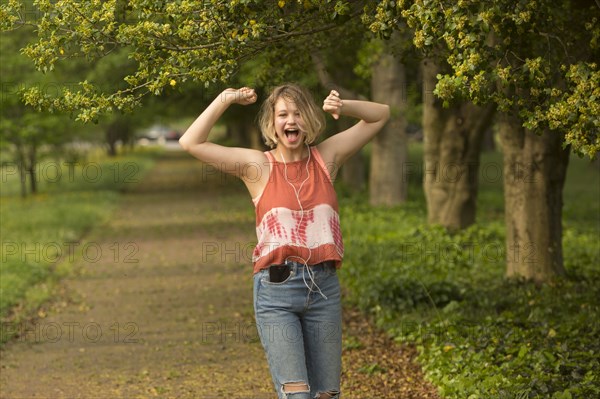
[
  {"xmin": 323, "ymin": 90, "xmax": 343, "ymax": 120},
  {"xmin": 222, "ymin": 87, "xmax": 257, "ymax": 105}
]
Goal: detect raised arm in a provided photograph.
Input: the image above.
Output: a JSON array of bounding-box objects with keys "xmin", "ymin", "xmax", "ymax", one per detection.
[
  {"xmin": 179, "ymin": 88, "xmax": 268, "ymax": 196},
  {"xmin": 317, "ymin": 90, "xmax": 390, "ymax": 176}
]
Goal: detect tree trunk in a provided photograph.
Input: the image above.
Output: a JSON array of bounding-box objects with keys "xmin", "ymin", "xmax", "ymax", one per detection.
[
  {"xmin": 370, "ymin": 52, "xmax": 407, "ymax": 206},
  {"xmin": 422, "ymin": 58, "xmax": 495, "ymax": 230},
  {"xmin": 249, "ymin": 125, "xmax": 263, "ymax": 150},
  {"xmin": 498, "ymin": 114, "xmax": 569, "ymax": 283},
  {"xmin": 106, "ymin": 118, "xmax": 133, "ymax": 157},
  {"xmin": 27, "ymin": 144, "xmax": 37, "ymax": 194},
  {"xmin": 106, "ymin": 124, "xmax": 119, "ymax": 157},
  {"xmin": 13, "ymin": 142, "xmax": 28, "ymax": 198},
  {"xmin": 227, "ymin": 120, "xmax": 250, "ymax": 148},
  {"xmin": 481, "ymin": 127, "xmax": 496, "ymax": 152},
  {"xmin": 19, "ymin": 162, "xmax": 27, "ymax": 198}
]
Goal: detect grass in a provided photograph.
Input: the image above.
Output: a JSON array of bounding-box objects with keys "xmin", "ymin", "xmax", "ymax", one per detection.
[
  {"xmin": 0, "ymin": 147, "xmax": 159, "ymax": 337},
  {"xmin": 338, "ymin": 143, "xmax": 600, "ymax": 398}
]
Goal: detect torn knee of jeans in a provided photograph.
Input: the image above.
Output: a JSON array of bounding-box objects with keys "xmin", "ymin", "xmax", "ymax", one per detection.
[
  {"xmin": 315, "ymin": 390, "xmax": 340, "ymax": 399},
  {"xmin": 282, "ymin": 381, "xmax": 310, "ymax": 395}
]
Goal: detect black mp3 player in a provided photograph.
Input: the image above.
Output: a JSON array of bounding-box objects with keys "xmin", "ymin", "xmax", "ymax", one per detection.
[{"xmin": 269, "ymin": 264, "xmax": 291, "ymax": 283}]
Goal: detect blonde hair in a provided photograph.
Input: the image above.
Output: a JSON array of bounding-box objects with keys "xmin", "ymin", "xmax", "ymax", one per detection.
[{"xmin": 258, "ymin": 84, "xmax": 325, "ymax": 148}]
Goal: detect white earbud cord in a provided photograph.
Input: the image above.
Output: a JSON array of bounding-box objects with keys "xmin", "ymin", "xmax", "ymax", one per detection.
[{"xmin": 280, "ymin": 144, "xmax": 328, "ymax": 300}]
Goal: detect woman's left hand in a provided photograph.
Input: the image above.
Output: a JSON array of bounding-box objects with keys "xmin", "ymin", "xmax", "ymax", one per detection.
[{"xmin": 323, "ymin": 90, "xmax": 343, "ymax": 120}]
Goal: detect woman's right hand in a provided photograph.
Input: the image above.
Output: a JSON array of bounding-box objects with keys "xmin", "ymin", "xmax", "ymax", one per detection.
[{"xmin": 222, "ymin": 87, "xmax": 257, "ymax": 105}]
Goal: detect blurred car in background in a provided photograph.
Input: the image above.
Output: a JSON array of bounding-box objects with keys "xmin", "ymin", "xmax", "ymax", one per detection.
[{"xmin": 137, "ymin": 124, "xmax": 181, "ymax": 147}]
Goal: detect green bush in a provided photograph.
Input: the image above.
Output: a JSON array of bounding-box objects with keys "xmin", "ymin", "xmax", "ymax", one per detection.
[{"xmin": 338, "ymin": 151, "xmax": 600, "ymax": 398}]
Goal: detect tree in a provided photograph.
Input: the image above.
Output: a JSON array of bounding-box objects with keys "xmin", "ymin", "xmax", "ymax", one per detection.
[
  {"xmin": 369, "ymin": 37, "xmax": 409, "ymax": 206},
  {"xmin": 401, "ymin": 0, "xmax": 599, "ymax": 282},
  {"xmin": 421, "ymin": 57, "xmax": 495, "ymax": 230},
  {"xmin": 0, "ymin": 10, "xmax": 74, "ymax": 196},
  {"xmin": 362, "ymin": 1, "xmax": 497, "ymax": 226},
  {"xmin": 83, "ymin": 48, "xmax": 139, "ymax": 156}
]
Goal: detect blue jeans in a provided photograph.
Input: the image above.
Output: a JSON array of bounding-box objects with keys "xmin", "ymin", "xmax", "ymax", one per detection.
[{"xmin": 253, "ymin": 261, "xmax": 342, "ymax": 399}]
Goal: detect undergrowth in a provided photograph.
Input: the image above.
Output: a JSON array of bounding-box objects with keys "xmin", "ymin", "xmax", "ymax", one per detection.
[{"xmin": 338, "ymin": 151, "xmax": 600, "ymax": 398}]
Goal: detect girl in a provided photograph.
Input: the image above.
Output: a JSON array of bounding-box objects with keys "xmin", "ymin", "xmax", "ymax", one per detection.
[{"xmin": 179, "ymin": 84, "xmax": 389, "ymax": 399}]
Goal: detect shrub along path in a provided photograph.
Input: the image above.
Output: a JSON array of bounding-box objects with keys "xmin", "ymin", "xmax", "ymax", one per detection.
[{"xmin": 0, "ymin": 150, "xmax": 439, "ymax": 399}]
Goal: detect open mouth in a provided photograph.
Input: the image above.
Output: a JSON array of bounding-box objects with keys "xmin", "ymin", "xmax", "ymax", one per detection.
[{"xmin": 284, "ymin": 128, "xmax": 300, "ymax": 143}]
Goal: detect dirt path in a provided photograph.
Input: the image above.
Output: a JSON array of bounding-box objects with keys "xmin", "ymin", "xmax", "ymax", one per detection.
[{"xmin": 0, "ymin": 151, "xmax": 439, "ymax": 399}]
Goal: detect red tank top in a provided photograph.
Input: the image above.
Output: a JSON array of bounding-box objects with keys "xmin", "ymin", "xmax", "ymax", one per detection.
[{"xmin": 252, "ymin": 146, "xmax": 344, "ymax": 273}]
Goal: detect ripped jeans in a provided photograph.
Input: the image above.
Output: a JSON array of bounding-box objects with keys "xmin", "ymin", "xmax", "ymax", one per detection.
[{"xmin": 253, "ymin": 261, "xmax": 342, "ymax": 399}]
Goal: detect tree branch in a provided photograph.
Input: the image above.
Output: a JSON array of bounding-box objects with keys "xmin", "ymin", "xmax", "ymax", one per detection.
[
  {"xmin": 158, "ymin": 10, "xmax": 361, "ymax": 52},
  {"xmin": 311, "ymin": 51, "xmax": 366, "ymax": 100},
  {"xmin": 538, "ymin": 31, "xmax": 569, "ymax": 58}
]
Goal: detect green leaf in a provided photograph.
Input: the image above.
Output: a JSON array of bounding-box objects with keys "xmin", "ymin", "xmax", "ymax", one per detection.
[{"xmin": 518, "ymin": 345, "xmax": 528, "ymax": 358}]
